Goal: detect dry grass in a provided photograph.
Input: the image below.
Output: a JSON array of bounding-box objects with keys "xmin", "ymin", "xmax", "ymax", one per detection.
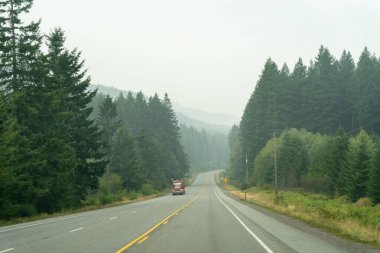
[{"xmin": 223, "ymin": 184, "xmax": 380, "ymax": 247}]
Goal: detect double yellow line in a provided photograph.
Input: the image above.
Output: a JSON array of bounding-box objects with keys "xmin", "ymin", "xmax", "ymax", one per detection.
[{"xmin": 115, "ymin": 191, "xmax": 202, "ymax": 253}]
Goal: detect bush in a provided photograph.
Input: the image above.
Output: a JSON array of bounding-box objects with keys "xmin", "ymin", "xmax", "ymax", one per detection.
[
  {"xmin": 337, "ymin": 195, "xmax": 351, "ymax": 204},
  {"xmin": 355, "ymin": 197, "xmax": 373, "ymax": 207},
  {"xmin": 262, "ymin": 184, "xmax": 273, "ymax": 191},
  {"xmin": 13, "ymin": 204, "xmax": 36, "ymax": 218},
  {"xmin": 81, "ymin": 195, "xmax": 101, "ymax": 207},
  {"xmin": 100, "ymin": 195, "xmax": 114, "ymax": 205},
  {"xmin": 274, "ymin": 193, "xmax": 285, "ymax": 205},
  {"xmin": 300, "ymin": 174, "xmax": 334, "ymax": 195},
  {"xmin": 141, "ymin": 184, "xmax": 155, "ymax": 196},
  {"xmin": 99, "ymin": 173, "xmax": 123, "ymax": 195},
  {"xmin": 127, "ymin": 191, "xmax": 138, "ymax": 200}
]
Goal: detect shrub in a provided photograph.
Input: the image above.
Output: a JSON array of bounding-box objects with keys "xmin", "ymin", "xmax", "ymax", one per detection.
[
  {"xmin": 13, "ymin": 204, "xmax": 36, "ymax": 218},
  {"xmin": 300, "ymin": 174, "xmax": 334, "ymax": 195},
  {"xmin": 99, "ymin": 173, "xmax": 123, "ymax": 195},
  {"xmin": 274, "ymin": 193, "xmax": 285, "ymax": 205},
  {"xmin": 141, "ymin": 184, "xmax": 155, "ymax": 196},
  {"xmin": 337, "ymin": 195, "xmax": 351, "ymax": 204},
  {"xmin": 81, "ymin": 195, "xmax": 101, "ymax": 207},
  {"xmin": 100, "ymin": 195, "xmax": 114, "ymax": 205},
  {"xmin": 355, "ymin": 197, "xmax": 373, "ymax": 207},
  {"xmin": 262, "ymin": 184, "xmax": 273, "ymax": 191},
  {"xmin": 127, "ymin": 191, "xmax": 138, "ymax": 200}
]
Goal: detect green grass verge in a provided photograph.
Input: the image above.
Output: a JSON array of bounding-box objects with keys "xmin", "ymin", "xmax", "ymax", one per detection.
[{"xmin": 223, "ymin": 184, "xmax": 380, "ymax": 248}]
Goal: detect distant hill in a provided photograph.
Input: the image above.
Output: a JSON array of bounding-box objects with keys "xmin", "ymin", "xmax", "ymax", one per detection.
[
  {"xmin": 89, "ymin": 84, "xmax": 237, "ymax": 133},
  {"xmin": 90, "ymin": 84, "xmax": 137, "ymax": 98},
  {"xmin": 172, "ymin": 103, "xmax": 239, "ymax": 127},
  {"xmin": 176, "ymin": 112, "xmax": 231, "ymax": 133}
]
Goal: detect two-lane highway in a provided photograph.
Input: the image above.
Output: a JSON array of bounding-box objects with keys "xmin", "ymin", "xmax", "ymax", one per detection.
[{"xmin": 1, "ymin": 171, "xmax": 379, "ymax": 253}]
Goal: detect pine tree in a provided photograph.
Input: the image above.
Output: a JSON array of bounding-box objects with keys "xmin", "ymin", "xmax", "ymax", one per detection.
[
  {"xmin": 338, "ymin": 51, "xmax": 355, "ymax": 131},
  {"xmin": 351, "ymin": 47, "xmax": 380, "ymax": 133},
  {"xmin": 368, "ymin": 142, "xmax": 380, "ymax": 204},
  {"xmin": 0, "ymin": 0, "xmax": 42, "ymax": 91},
  {"xmin": 342, "ymin": 130, "xmax": 374, "ymax": 201},
  {"xmin": 98, "ymin": 95, "xmax": 119, "ymax": 156},
  {"xmin": 45, "ymin": 28, "xmax": 106, "ymax": 201},
  {"xmin": 240, "ymin": 58, "xmax": 280, "ymax": 175},
  {"xmin": 110, "ymin": 128, "xmax": 144, "ymax": 190},
  {"xmin": 305, "ymin": 46, "xmax": 340, "ymax": 134}
]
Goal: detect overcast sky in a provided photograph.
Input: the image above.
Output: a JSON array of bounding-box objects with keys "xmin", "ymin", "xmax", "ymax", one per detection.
[{"xmin": 29, "ymin": 0, "xmax": 380, "ymax": 118}]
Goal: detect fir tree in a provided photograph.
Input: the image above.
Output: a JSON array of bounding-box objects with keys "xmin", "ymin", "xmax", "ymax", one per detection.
[
  {"xmin": 368, "ymin": 142, "xmax": 380, "ymax": 204},
  {"xmin": 110, "ymin": 128, "xmax": 144, "ymax": 190},
  {"xmin": 45, "ymin": 28, "xmax": 106, "ymax": 201},
  {"xmin": 342, "ymin": 130, "xmax": 374, "ymax": 201}
]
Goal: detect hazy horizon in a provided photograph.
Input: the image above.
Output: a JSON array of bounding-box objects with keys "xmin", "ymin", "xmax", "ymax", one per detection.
[{"xmin": 29, "ymin": 0, "xmax": 380, "ymax": 117}]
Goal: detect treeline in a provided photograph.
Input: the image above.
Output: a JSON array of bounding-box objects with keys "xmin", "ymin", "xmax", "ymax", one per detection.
[
  {"xmin": 92, "ymin": 92, "xmax": 189, "ymax": 191},
  {"xmin": 180, "ymin": 125, "xmax": 229, "ymax": 171},
  {"xmin": 0, "ymin": 1, "xmax": 105, "ymax": 218},
  {"xmin": 230, "ymin": 46, "xmax": 380, "ymax": 203},
  {"xmin": 0, "ymin": 0, "xmax": 188, "ymax": 220}
]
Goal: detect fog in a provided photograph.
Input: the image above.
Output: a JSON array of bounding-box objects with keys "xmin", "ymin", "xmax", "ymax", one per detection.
[{"xmin": 29, "ymin": 0, "xmax": 380, "ymax": 117}]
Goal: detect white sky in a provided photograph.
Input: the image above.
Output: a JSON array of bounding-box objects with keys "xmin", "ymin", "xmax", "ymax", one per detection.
[{"xmin": 29, "ymin": 0, "xmax": 380, "ymax": 117}]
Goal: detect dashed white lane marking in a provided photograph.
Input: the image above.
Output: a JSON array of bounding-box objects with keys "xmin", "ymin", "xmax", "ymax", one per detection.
[
  {"xmin": 0, "ymin": 211, "xmax": 100, "ymax": 233},
  {"xmin": 110, "ymin": 217, "xmax": 117, "ymax": 220},
  {"xmin": 212, "ymin": 180, "xmax": 274, "ymax": 253},
  {"xmin": 0, "ymin": 248, "xmax": 14, "ymax": 253},
  {"xmin": 70, "ymin": 227, "xmax": 84, "ymax": 233}
]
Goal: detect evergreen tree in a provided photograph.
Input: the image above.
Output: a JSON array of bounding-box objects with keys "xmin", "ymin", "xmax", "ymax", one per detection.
[
  {"xmin": 45, "ymin": 28, "xmax": 106, "ymax": 201},
  {"xmin": 368, "ymin": 142, "xmax": 380, "ymax": 204},
  {"xmin": 110, "ymin": 129, "xmax": 144, "ymax": 190},
  {"xmin": 305, "ymin": 46, "xmax": 340, "ymax": 133},
  {"xmin": 341, "ymin": 130, "xmax": 374, "ymax": 201},
  {"xmin": 0, "ymin": 0, "xmax": 42, "ymax": 91},
  {"xmin": 338, "ymin": 50, "xmax": 355, "ymax": 131},
  {"xmin": 98, "ymin": 95, "xmax": 119, "ymax": 157},
  {"xmin": 277, "ymin": 130, "xmax": 308, "ymax": 188},
  {"xmin": 240, "ymin": 58, "xmax": 280, "ymax": 175},
  {"xmin": 351, "ymin": 47, "xmax": 380, "ymax": 133}
]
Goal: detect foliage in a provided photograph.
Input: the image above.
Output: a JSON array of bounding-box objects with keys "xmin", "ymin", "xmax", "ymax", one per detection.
[
  {"xmin": 231, "ymin": 45, "xmax": 380, "ymax": 205},
  {"xmin": 227, "ymin": 187, "xmax": 380, "ymax": 246},
  {"xmin": 180, "ymin": 124, "xmax": 229, "ymax": 171},
  {"xmin": 341, "ymin": 130, "xmax": 375, "ymax": 201},
  {"xmin": 369, "ymin": 142, "xmax": 380, "ymax": 204}
]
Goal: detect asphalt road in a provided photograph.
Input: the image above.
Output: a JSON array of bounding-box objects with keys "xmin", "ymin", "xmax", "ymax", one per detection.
[{"xmin": 0, "ymin": 171, "xmax": 378, "ymax": 253}]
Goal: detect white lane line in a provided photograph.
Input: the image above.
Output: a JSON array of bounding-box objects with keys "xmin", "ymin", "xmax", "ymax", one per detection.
[
  {"xmin": 131, "ymin": 210, "xmax": 136, "ymax": 214},
  {"xmin": 69, "ymin": 227, "xmax": 84, "ymax": 233},
  {"xmin": 110, "ymin": 217, "xmax": 117, "ymax": 220},
  {"xmin": 0, "ymin": 211, "xmax": 100, "ymax": 233},
  {"xmin": 212, "ymin": 181, "xmax": 274, "ymax": 253},
  {"xmin": 0, "ymin": 248, "xmax": 14, "ymax": 253}
]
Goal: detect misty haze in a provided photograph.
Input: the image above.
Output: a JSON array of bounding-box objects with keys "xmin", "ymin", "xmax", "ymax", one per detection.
[{"xmin": 1, "ymin": 1, "xmax": 380, "ymax": 253}]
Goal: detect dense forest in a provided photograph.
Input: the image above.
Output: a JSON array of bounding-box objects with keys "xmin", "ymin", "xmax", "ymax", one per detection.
[
  {"xmin": 91, "ymin": 91, "xmax": 189, "ymax": 191},
  {"xmin": 0, "ymin": 0, "xmax": 188, "ymax": 219},
  {"xmin": 91, "ymin": 92, "xmax": 230, "ymax": 173},
  {"xmin": 229, "ymin": 46, "xmax": 380, "ymax": 204},
  {"xmin": 180, "ymin": 125, "xmax": 229, "ymax": 171}
]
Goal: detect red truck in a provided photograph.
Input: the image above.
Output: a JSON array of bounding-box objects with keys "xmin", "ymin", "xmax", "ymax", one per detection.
[{"xmin": 172, "ymin": 179, "xmax": 185, "ymax": 195}]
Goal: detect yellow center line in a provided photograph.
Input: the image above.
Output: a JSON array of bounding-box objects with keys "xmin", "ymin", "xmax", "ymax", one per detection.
[
  {"xmin": 163, "ymin": 220, "xmax": 168, "ymax": 225},
  {"xmin": 115, "ymin": 188, "xmax": 203, "ymax": 253},
  {"xmin": 137, "ymin": 236, "xmax": 149, "ymax": 244}
]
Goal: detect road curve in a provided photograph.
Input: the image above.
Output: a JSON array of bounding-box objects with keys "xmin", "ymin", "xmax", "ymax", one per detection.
[{"xmin": 0, "ymin": 171, "xmax": 379, "ymax": 253}]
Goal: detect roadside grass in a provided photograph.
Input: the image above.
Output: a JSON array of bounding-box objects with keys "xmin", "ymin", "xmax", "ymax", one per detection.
[
  {"xmin": 0, "ymin": 189, "xmax": 169, "ymax": 227},
  {"xmin": 223, "ymin": 184, "xmax": 380, "ymax": 247},
  {"xmin": 0, "ymin": 173, "xmax": 201, "ymax": 228}
]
